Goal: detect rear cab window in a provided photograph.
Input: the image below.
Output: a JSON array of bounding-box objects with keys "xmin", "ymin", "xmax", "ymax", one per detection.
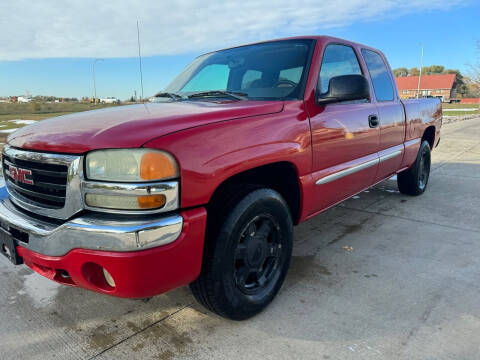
[
  {"xmin": 361, "ymin": 49, "xmax": 395, "ymax": 101},
  {"xmin": 318, "ymin": 44, "xmax": 362, "ymax": 94}
]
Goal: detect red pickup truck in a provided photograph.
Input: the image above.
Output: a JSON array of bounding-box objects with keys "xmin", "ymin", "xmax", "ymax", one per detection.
[{"xmin": 1, "ymin": 36, "xmax": 441, "ymax": 320}]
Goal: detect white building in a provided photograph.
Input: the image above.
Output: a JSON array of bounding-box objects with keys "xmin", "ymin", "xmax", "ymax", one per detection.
[
  {"xmin": 100, "ymin": 97, "xmax": 120, "ymax": 104},
  {"xmin": 18, "ymin": 96, "xmax": 33, "ymax": 103}
]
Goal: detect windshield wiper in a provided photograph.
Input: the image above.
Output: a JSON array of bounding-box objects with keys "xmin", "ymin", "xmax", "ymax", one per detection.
[
  {"xmin": 152, "ymin": 92, "xmax": 184, "ymax": 101},
  {"xmin": 188, "ymin": 90, "xmax": 248, "ymax": 101}
]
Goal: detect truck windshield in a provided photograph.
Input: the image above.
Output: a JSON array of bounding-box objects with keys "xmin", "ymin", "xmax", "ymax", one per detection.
[{"xmin": 164, "ymin": 39, "xmax": 314, "ymax": 101}]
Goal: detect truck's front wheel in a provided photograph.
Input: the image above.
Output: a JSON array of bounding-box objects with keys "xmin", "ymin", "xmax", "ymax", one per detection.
[
  {"xmin": 397, "ymin": 140, "xmax": 431, "ymax": 196},
  {"xmin": 190, "ymin": 188, "xmax": 293, "ymax": 320}
]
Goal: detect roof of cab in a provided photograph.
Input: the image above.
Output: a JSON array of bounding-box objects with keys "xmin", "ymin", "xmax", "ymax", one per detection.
[{"xmin": 206, "ymin": 35, "xmax": 379, "ymax": 55}]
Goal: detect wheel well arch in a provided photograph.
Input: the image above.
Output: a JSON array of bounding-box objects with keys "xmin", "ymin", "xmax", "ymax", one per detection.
[
  {"xmin": 422, "ymin": 126, "xmax": 436, "ymax": 149},
  {"xmin": 207, "ymin": 162, "xmax": 302, "ymax": 225}
]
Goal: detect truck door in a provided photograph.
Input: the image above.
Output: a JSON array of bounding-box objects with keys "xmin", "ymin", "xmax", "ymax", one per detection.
[
  {"xmin": 361, "ymin": 49, "xmax": 406, "ymax": 182},
  {"xmin": 308, "ymin": 43, "xmax": 380, "ymax": 212}
]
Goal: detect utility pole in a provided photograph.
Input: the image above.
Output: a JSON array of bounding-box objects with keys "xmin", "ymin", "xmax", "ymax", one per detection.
[
  {"xmin": 93, "ymin": 58, "xmax": 104, "ymax": 105},
  {"xmin": 416, "ymin": 44, "xmax": 424, "ymax": 99},
  {"xmin": 137, "ymin": 20, "xmax": 144, "ymax": 102}
]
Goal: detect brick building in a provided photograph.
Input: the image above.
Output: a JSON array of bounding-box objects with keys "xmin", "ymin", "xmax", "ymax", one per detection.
[{"xmin": 395, "ymin": 74, "xmax": 456, "ymax": 101}]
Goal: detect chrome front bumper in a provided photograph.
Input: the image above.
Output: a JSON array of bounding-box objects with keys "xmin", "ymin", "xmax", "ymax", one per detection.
[{"xmin": 0, "ymin": 179, "xmax": 183, "ymax": 257}]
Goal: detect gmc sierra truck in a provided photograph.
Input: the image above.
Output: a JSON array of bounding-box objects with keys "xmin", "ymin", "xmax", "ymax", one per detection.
[{"xmin": 0, "ymin": 36, "xmax": 441, "ymax": 320}]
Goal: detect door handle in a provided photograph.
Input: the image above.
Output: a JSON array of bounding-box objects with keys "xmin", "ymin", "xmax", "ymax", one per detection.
[{"xmin": 368, "ymin": 114, "xmax": 379, "ymax": 128}]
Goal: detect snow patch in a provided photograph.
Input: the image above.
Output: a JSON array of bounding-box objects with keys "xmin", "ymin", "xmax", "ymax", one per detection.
[{"xmin": 10, "ymin": 119, "xmax": 37, "ymax": 125}]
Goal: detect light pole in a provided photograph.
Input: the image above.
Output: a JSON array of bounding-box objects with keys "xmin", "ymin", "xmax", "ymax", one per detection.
[
  {"xmin": 416, "ymin": 44, "xmax": 424, "ymax": 99},
  {"xmin": 93, "ymin": 58, "xmax": 104, "ymax": 105}
]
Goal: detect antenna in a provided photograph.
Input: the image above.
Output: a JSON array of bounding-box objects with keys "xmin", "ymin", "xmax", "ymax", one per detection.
[{"xmin": 137, "ymin": 20, "xmax": 144, "ymax": 102}]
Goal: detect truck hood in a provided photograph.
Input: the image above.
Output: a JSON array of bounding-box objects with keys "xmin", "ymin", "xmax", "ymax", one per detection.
[{"xmin": 7, "ymin": 101, "xmax": 284, "ymax": 154}]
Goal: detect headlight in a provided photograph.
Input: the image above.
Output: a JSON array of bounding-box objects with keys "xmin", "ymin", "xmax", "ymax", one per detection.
[
  {"xmin": 86, "ymin": 149, "xmax": 178, "ymax": 182},
  {"xmin": 83, "ymin": 149, "xmax": 179, "ymax": 212}
]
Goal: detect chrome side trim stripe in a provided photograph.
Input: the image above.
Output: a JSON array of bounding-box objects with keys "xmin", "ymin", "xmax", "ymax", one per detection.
[
  {"xmin": 316, "ymin": 148, "xmax": 403, "ymax": 185},
  {"xmin": 404, "ymin": 138, "xmax": 421, "ymax": 147},
  {"xmin": 316, "ymin": 158, "xmax": 379, "ymax": 185},
  {"xmin": 379, "ymin": 150, "xmax": 402, "ymax": 163}
]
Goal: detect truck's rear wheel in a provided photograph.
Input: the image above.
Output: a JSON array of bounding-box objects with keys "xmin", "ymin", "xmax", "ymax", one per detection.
[
  {"xmin": 190, "ymin": 188, "xmax": 293, "ymax": 320},
  {"xmin": 397, "ymin": 140, "xmax": 431, "ymax": 196}
]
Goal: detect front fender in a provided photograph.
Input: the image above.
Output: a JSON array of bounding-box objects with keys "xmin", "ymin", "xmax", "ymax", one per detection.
[{"xmin": 143, "ymin": 101, "xmax": 312, "ymax": 209}]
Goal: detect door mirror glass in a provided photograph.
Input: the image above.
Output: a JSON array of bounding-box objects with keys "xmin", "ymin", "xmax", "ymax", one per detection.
[{"xmin": 317, "ymin": 74, "xmax": 370, "ymax": 105}]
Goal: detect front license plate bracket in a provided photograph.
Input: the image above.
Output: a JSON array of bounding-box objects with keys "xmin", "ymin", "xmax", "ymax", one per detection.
[{"xmin": 0, "ymin": 229, "xmax": 23, "ymax": 265}]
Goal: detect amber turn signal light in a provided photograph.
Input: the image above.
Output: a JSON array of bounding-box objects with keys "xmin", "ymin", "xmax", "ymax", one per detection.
[
  {"xmin": 137, "ymin": 194, "xmax": 167, "ymax": 209},
  {"xmin": 140, "ymin": 152, "xmax": 177, "ymax": 180}
]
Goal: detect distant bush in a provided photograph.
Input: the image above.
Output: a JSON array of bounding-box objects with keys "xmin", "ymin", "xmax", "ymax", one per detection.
[
  {"xmin": 0, "ymin": 102, "xmax": 121, "ymax": 116},
  {"xmin": 32, "ymin": 102, "xmax": 42, "ymax": 112}
]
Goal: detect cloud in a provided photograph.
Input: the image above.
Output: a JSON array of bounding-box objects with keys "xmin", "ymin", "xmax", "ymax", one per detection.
[{"xmin": 1, "ymin": 0, "xmax": 467, "ymax": 60}]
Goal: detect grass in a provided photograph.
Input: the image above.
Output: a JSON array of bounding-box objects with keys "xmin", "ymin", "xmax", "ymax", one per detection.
[
  {"xmin": 442, "ymin": 103, "xmax": 480, "ymax": 109},
  {"xmin": 0, "ymin": 112, "xmax": 73, "ymax": 121},
  {"xmin": 0, "ymin": 101, "xmax": 121, "ymax": 116},
  {"xmin": 442, "ymin": 110, "xmax": 479, "ymax": 116},
  {"xmin": 0, "ymin": 119, "xmax": 43, "ymax": 143},
  {"xmin": 442, "ymin": 103, "xmax": 479, "ymax": 114},
  {"xmin": 441, "ymin": 102, "xmax": 479, "ymax": 116},
  {"xmin": 0, "ymin": 119, "xmax": 34, "ymax": 130},
  {"xmin": 0, "ymin": 101, "xmax": 130, "ymax": 144}
]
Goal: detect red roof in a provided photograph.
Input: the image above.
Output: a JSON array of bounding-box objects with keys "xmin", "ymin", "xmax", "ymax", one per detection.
[{"xmin": 395, "ymin": 74, "xmax": 456, "ymax": 90}]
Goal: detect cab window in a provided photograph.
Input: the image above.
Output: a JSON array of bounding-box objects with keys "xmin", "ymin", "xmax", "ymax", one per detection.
[
  {"xmin": 361, "ymin": 49, "xmax": 395, "ymax": 101},
  {"xmin": 318, "ymin": 44, "xmax": 362, "ymax": 94},
  {"xmin": 279, "ymin": 66, "xmax": 303, "ymax": 84},
  {"xmin": 166, "ymin": 39, "xmax": 314, "ymax": 100},
  {"xmin": 182, "ymin": 64, "xmax": 230, "ymax": 92},
  {"xmin": 241, "ymin": 70, "xmax": 262, "ymax": 89}
]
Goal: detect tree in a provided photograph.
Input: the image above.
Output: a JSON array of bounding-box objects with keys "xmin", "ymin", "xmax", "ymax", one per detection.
[
  {"xmin": 464, "ymin": 76, "xmax": 480, "ymax": 98},
  {"xmin": 32, "ymin": 102, "xmax": 42, "ymax": 112},
  {"xmin": 468, "ymin": 41, "xmax": 480, "ymax": 98},
  {"xmin": 393, "ymin": 67, "xmax": 408, "ymax": 77},
  {"xmin": 409, "ymin": 67, "xmax": 420, "ymax": 76},
  {"xmin": 421, "ymin": 65, "xmax": 444, "ymax": 74}
]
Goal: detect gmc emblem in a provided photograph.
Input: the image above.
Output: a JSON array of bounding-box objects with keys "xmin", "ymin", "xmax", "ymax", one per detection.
[{"xmin": 8, "ymin": 165, "xmax": 34, "ymax": 185}]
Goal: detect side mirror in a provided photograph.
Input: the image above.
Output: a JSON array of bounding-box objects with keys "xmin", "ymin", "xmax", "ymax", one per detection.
[{"xmin": 317, "ymin": 74, "xmax": 370, "ymax": 105}]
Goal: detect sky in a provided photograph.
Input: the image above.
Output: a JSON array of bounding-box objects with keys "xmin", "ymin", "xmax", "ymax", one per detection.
[{"xmin": 1, "ymin": 0, "xmax": 479, "ymax": 100}]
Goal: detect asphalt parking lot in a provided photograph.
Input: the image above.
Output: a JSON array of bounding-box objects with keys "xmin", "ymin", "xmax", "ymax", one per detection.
[{"xmin": 1, "ymin": 117, "xmax": 480, "ymax": 360}]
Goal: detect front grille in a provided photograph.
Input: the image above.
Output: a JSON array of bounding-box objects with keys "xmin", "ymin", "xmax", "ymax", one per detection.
[{"xmin": 3, "ymin": 154, "xmax": 68, "ymax": 209}]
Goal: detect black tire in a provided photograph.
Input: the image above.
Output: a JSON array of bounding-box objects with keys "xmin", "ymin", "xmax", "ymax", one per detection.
[
  {"xmin": 397, "ymin": 140, "xmax": 431, "ymax": 196},
  {"xmin": 190, "ymin": 188, "xmax": 293, "ymax": 320}
]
